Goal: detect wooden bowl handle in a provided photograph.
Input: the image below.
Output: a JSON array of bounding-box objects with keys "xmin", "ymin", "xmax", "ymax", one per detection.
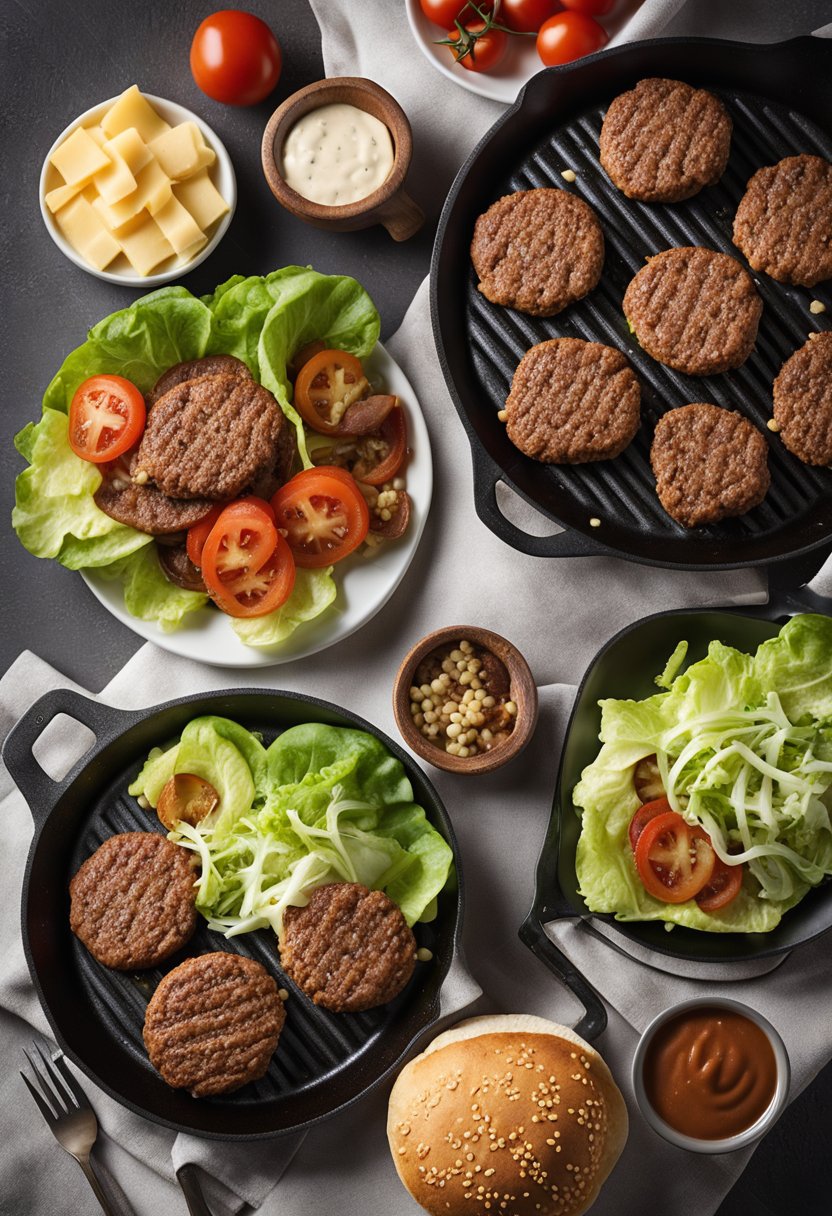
[{"xmin": 376, "ymin": 188, "xmax": 425, "ymax": 241}]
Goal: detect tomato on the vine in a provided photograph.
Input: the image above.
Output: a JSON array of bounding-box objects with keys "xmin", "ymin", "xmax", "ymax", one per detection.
[
  {"xmin": 445, "ymin": 20, "xmax": 508, "ymax": 71},
  {"xmin": 419, "ymin": 0, "xmax": 468, "ymax": 24},
  {"xmin": 499, "ymin": 0, "xmax": 561, "ymax": 32},
  {"xmin": 560, "ymin": 0, "xmax": 615, "ymax": 15},
  {"xmin": 536, "ymin": 11, "xmax": 608, "ymax": 66}
]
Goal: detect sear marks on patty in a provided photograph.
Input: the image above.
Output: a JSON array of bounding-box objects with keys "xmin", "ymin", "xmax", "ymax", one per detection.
[
  {"xmin": 470, "ymin": 189, "xmax": 604, "ymax": 317},
  {"xmin": 624, "ymin": 246, "xmax": 762, "ymax": 376},
  {"xmin": 505, "ymin": 337, "xmax": 641, "ymax": 464},
  {"xmin": 733, "ymin": 154, "xmax": 832, "ymax": 288},
  {"xmin": 94, "ymin": 474, "xmax": 215, "ymax": 535},
  {"xmin": 147, "ymin": 355, "xmax": 253, "ymax": 406},
  {"xmin": 157, "ymin": 541, "xmax": 207, "ymax": 592},
  {"xmin": 136, "ymin": 374, "xmax": 285, "ymax": 501},
  {"xmin": 247, "ymin": 416, "xmax": 299, "ymax": 500},
  {"xmin": 281, "ymin": 883, "xmax": 417, "ymax": 1013},
  {"xmin": 143, "ymin": 953, "xmax": 285, "ymax": 1097},
  {"xmin": 600, "ymin": 77, "xmax": 732, "ymax": 203},
  {"xmin": 650, "ymin": 402, "xmax": 770, "ymax": 527},
  {"xmin": 773, "ymin": 332, "xmax": 832, "ymax": 465},
  {"xmin": 69, "ymin": 832, "xmax": 197, "ymax": 971}
]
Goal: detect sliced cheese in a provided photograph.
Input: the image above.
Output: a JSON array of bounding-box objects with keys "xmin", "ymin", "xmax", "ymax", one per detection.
[
  {"xmin": 45, "ymin": 180, "xmax": 84, "ymax": 214},
  {"xmin": 86, "ymin": 126, "xmax": 108, "ymax": 148},
  {"xmin": 153, "ymin": 194, "xmax": 205, "ymax": 255},
  {"xmin": 104, "ymin": 127, "xmax": 152, "ymax": 176},
  {"xmin": 149, "ymin": 122, "xmax": 215, "ymax": 181},
  {"xmin": 94, "ymin": 156, "xmax": 172, "ymax": 228},
  {"xmin": 173, "ymin": 171, "xmax": 229, "ymax": 231},
  {"xmin": 117, "ymin": 214, "xmax": 175, "ymax": 275},
  {"xmin": 93, "ymin": 150, "xmax": 137, "ymax": 206},
  {"xmin": 50, "ymin": 126, "xmax": 111, "ymax": 187},
  {"xmin": 100, "ymin": 85, "xmax": 170, "ymax": 142},
  {"xmin": 178, "ymin": 232, "xmax": 209, "ymax": 265},
  {"xmin": 54, "ymin": 195, "xmax": 121, "ymax": 270}
]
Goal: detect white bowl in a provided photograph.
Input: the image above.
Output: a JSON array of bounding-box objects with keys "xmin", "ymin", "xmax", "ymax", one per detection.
[
  {"xmin": 39, "ymin": 92, "xmax": 236, "ymax": 286},
  {"xmin": 631, "ymin": 997, "xmax": 790, "ymax": 1154}
]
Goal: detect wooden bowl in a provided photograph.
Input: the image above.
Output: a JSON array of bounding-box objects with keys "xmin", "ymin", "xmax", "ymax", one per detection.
[
  {"xmin": 261, "ymin": 77, "xmax": 424, "ymax": 241},
  {"xmin": 393, "ymin": 626, "xmax": 539, "ymax": 776}
]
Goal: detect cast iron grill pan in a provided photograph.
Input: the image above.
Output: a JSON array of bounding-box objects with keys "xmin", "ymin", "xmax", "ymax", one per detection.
[
  {"xmin": 4, "ymin": 689, "xmax": 462, "ymax": 1139},
  {"xmin": 431, "ymin": 38, "xmax": 832, "ymax": 570}
]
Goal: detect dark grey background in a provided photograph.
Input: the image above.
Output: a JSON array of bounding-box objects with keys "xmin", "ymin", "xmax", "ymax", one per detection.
[{"xmin": 2, "ymin": 2, "xmax": 831, "ymax": 1213}]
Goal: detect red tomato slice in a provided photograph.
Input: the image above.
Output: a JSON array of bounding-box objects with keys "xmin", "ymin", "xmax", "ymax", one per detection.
[
  {"xmin": 311, "ymin": 407, "xmax": 408, "ymax": 487},
  {"xmin": 201, "ymin": 501, "xmax": 295, "ymax": 617},
  {"xmin": 186, "ymin": 505, "xmax": 224, "ymax": 567},
  {"xmin": 628, "ymin": 797, "xmax": 673, "ymax": 851},
  {"xmin": 634, "ymin": 811, "xmax": 716, "ymax": 904},
  {"xmin": 696, "ymin": 855, "xmax": 744, "ymax": 911},
  {"xmin": 294, "ymin": 350, "xmax": 370, "ymax": 434},
  {"xmin": 271, "ymin": 467, "xmax": 370, "ymax": 569},
  {"xmin": 68, "ymin": 375, "xmax": 146, "ymax": 464}
]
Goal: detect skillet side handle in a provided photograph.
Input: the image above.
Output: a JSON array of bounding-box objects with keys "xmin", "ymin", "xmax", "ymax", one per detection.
[
  {"xmin": 519, "ymin": 913, "xmax": 607, "ymax": 1043},
  {"xmin": 2, "ymin": 689, "xmax": 139, "ymax": 826},
  {"xmin": 472, "ymin": 450, "xmax": 597, "ymax": 559}
]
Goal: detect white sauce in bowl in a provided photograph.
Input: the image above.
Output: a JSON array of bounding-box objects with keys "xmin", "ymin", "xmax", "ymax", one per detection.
[{"xmin": 280, "ymin": 103, "xmax": 395, "ymax": 207}]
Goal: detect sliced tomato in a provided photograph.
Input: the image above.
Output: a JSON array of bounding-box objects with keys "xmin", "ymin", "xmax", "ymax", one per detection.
[
  {"xmin": 294, "ymin": 350, "xmax": 370, "ymax": 434},
  {"xmin": 271, "ymin": 467, "xmax": 370, "ymax": 568},
  {"xmin": 186, "ymin": 504, "xmax": 224, "ymax": 567},
  {"xmin": 634, "ymin": 754, "xmax": 665, "ymax": 803},
  {"xmin": 201, "ymin": 501, "xmax": 295, "ymax": 617},
  {"xmin": 634, "ymin": 811, "xmax": 716, "ymax": 904},
  {"xmin": 696, "ymin": 855, "xmax": 744, "ymax": 911},
  {"xmin": 628, "ymin": 797, "xmax": 673, "ymax": 851},
  {"xmin": 69, "ymin": 375, "xmax": 146, "ymax": 464},
  {"xmin": 310, "ymin": 406, "xmax": 408, "ymax": 487}
]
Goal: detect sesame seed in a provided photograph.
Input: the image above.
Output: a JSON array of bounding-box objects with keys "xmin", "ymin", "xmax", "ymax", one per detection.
[
  {"xmin": 589, "ymin": 517, "xmax": 601, "ymax": 528},
  {"xmin": 561, "ymin": 169, "xmax": 577, "ymax": 182}
]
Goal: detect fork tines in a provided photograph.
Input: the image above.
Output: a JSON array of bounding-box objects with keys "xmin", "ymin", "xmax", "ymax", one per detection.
[{"xmin": 20, "ymin": 1041, "xmax": 88, "ymax": 1121}]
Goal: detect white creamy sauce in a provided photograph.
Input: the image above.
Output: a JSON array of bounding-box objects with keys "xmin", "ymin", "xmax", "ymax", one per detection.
[{"xmin": 281, "ymin": 103, "xmax": 395, "ymax": 207}]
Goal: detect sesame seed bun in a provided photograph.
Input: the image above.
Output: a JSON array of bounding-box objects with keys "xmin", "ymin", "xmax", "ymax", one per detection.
[{"xmin": 387, "ymin": 1014, "xmax": 628, "ymax": 1216}]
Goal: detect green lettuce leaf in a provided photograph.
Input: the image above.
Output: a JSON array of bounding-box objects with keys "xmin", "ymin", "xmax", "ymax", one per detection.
[
  {"xmin": 230, "ymin": 567, "xmax": 337, "ymax": 648},
  {"xmin": 98, "ymin": 546, "xmax": 207, "ymax": 630},
  {"xmin": 754, "ymin": 614, "xmax": 832, "ymax": 724}
]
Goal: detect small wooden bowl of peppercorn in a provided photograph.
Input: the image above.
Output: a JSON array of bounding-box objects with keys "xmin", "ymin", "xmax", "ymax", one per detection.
[{"xmin": 393, "ymin": 626, "xmax": 538, "ymax": 775}]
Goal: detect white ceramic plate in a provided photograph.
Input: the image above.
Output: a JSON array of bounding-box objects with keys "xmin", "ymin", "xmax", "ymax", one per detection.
[
  {"xmin": 82, "ymin": 343, "xmax": 432, "ymax": 667},
  {"xmin": 39, "ymin": 92, "xmax": 236, "ymax": 286},
  {"xmin": 405, "ymin": 0, "xmax": 543, "ymax": 104}
]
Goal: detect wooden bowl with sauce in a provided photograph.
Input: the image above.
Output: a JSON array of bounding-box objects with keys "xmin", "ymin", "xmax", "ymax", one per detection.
[
  {"xmin": 261, "ymin": 77, "xmax": 424, "ymax": 241},
  {"xmin": 632, "ymin": 997, "xmax": 790, "ymax": 1154},
  {"xmin": 393, "ymin": 625, "xmax": 538, "ymax": 776}
]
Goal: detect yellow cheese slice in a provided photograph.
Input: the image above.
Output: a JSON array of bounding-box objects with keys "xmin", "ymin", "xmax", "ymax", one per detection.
[
  {"xmin": 149, "ymin": 122, "xmax": 216, "ymax": 181},
  {"xmin": 54, "ymin": 195, "xmax": 121, "ymax": 270},
  {"xmin": 178, "ymin": 232, "xmax": 209, "ymax": 264},
  {"xmin": 86, "ymin": 126, "xmax": 108, "ymax": 148},
  {"xmin": 104, "ymin": 128, "xmax": 152, "ymax": 176},
  {"xmin": 173, "ymin": 171, "xmax": 229, "ymax": 231},
  {"xmin": 50, "ymin": 127, "xmax": 111, "ymax": 187},
  {"xmin": 95, "ymin": 156, "xmax": 172, "ymax": 228},
  {"xmin": 101, "ymin": 86, "xmax": 170, "ymax": 143},
  {"xmin": 44, "ymin": 180, "xmax": 84, "ymax": 214},
  {"xmin": 153, "ymin": 194, "xmax": 205, "ymax": 255},
  {"xmin": 93, "ymin": 151, "xmax": 137, "ymax": 206},
  {"xmin": 117, "ymin": 214, "xmax": 175, "ymax": 275}
]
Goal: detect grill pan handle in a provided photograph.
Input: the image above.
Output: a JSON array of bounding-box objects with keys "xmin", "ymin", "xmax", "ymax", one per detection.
[
  {"xmin": 2, "ymin": 689, "xmax": 141, "ymax": 826},
  {"xmin": 518, "ymin": 913, "xmax": 607, "ymax": 1042},
  {"xmin": 472, "ymin": 449, "xmax": 598, "ymax": 559}
]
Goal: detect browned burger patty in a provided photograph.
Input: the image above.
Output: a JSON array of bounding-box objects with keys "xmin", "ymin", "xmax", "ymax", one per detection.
[
  {"xmin": 248, "ymin": 418, "xmax": 299, "ymax": 500},
  {"xmin": 599, "ymin": 77, "xmax": 732, "ymax": 203},
  {"xmin": 147, "ymin": 355, "xmax": 253, "ymax": 406},
  {"xmin": 69, "ymin": 832, "xmax": 197, "ymax": 970},
  {"xmin": 733, "ymin": 154, "xmax": 832, "ymax": 288},
  {"xmin": 470, "ymin": 188, "xmax": 604, "ymax": 317},
  {"xmin": 143, "ymin": 953, "xmax": 285, "ymax": 1097},
  {"xmin": 504, "ymin": 337, "xmax": 641, "ymax": 464},
  {"xmin": 624, "ymin": 246, "xmax": 762, "ymax": 376},
  {"xmin": 136, "ymin": 374, "xmax": 285, "ymax": 500},
  {"xmin": 772, "ymin": 333, "xmax": 832, "ymax": 465},
  {"xmin": 650, "ymin": 403, "xmax": 770, "ymax": 527},
  {"xmin": 281, "ymin": 883, "xmax": 416, "ymax": 1013},
  {"xmin": 94, "ymin": 477, "xmax": 215, "ymax": 535}
]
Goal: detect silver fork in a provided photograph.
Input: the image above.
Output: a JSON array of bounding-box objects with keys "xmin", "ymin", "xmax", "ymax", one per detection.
[{"xmin": 20, "ymin": 1041, "xmax": 124, "ymax": 1215}]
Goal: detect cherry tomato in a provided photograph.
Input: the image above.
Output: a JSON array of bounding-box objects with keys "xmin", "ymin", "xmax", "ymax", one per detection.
[
  {"xmin": 294, "ymin": 350, "xmax": 370, "ymax": 435},
  {"xmin": 696, "ymin": 854, "xmax": 744, "ymax": 911},
  {"xmin": 201, "ymin": 501, "xmax": 295, "ymax": 617},
  {"xmin": 628, "ymin": 797, "xmax": 672, "ymax": 851},
  {"xmin": 419, "ymin": 0, "xmax": 467, "ymax": 24},
  {"xmin": 446, "ymin": 22, "xmax": 508, "ymax": 72},
  {"xmin": 634, "ymin": 811, "xmax": 716, "ymax": 904},
  {"xmin": 68, "ymin": 375, "xmax": 146, "ymax": 464},
  {"xmin": 190, "ymin": 10, "xmax": 282, "ymax": 106},
  {"xmin": 271, "ymin": 467, "xmax": 370, "ymax": 568},
  {"xmin": 536, "ymin": 11, "xmax": 608, "ymax": 66},
  {"xmin": 560, "ymin": 0, "xmax": 615, "ymax": 14},
  {"xmin": 633, "ymin": 754, "xmax": 665, "ymax": 803},
  {"xmin": 500, "ymin": 0, "xmax": 562, "ymax": 32}
]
